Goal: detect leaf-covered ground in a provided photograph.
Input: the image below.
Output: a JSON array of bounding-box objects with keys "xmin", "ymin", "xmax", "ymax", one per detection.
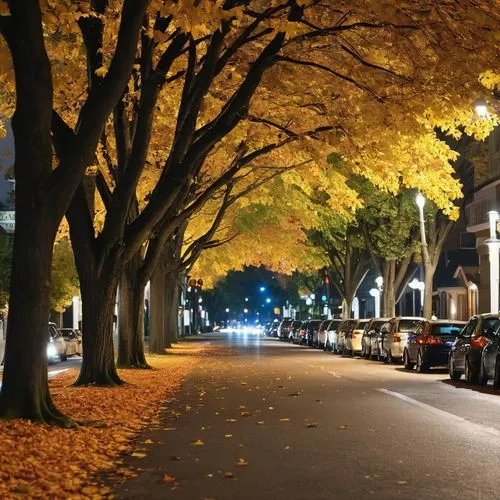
[{"xmin": 0, "ymin": 342, "xmax": 207, "ymax": 499}]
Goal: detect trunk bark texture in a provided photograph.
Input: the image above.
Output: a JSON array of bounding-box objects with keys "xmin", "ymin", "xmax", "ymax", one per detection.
[
  {"xmin": 149, "ymin": 261, "xmax": 166, "ymax": 354},
  {"xmin": 74, "ymin": 270, "xmax": 122, "ymax": 385},
  {"xmin": 117, "ymin": 257, "xmax": 149, "ymax": 369},
  {"xmin": 164, "ymin": 272, "xmax": 179, "ymax": 346}
]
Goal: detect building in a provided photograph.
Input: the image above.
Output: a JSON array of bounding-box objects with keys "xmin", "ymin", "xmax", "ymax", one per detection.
[{"xmin": 465, "ymin": 125, "xmax": 500, "ymax": 312}]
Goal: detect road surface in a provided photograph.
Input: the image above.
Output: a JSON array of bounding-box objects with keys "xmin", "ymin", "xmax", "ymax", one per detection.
[{"xmin": 114, "ymin": 332, "xmax": 500, "ymax": 499}]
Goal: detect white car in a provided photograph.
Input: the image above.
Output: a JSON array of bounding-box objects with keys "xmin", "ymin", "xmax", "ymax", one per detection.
[
  {"xmin": 345, "ymin": 319, "xmax": 369, "ymax": 356},
  {"xmin": 318, "ymin": 320, "xmax": 332, "ymax": 348},
  {"xmin": 326, "ymin": 320, "xmax": 341, "ymax": 351},
  {"xmin": 381, "ymin": 317, "xmax": 425, "ymax": 363},
  {"xmin": 362, "ymin": 318, "xmax": 391, "ymax": 360},
  {"xmin": 47, "ymin": 323, "xmax": 67, "ymax": 363}
]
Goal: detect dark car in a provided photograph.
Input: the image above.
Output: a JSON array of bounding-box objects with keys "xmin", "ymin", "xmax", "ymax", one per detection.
[
  {"xmin": 306, "ymin": 320, "xmax": 322, "ymax": 347},
  {"xmin": 478, "ymin": 322, "xmax": 500, "ymax": 387},
  {"xmin": 265, "ymin": 322, "xmax": 279, "ymax": 337},
  {"xmin": 403, "ymin": 320, "xmax": 466, "ymax": 372},
  {"xmin": 277, "ymin": 319, "xmax": 293, "ymax": 341},
  {"xmin": 449, "ymin": 314, "xmax": 500, "ymax": 383}
]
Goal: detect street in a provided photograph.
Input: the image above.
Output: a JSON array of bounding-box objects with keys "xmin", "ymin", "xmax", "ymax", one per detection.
[{"xmin": 114, "ymin": 332, "xmax": 500, "ymax": 499}]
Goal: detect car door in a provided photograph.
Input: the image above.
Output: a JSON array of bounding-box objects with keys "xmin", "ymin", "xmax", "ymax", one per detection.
[
  {"xmin": 482, "ymin": 326, "xmax": 500, "ymax": 377},
  {"xmin": 453, "ymin": 317, "xmax": 477, "ymax": 370},
  {"xmin": 407, "ymin": 321, "xmax": 426, "ymax": 361}
]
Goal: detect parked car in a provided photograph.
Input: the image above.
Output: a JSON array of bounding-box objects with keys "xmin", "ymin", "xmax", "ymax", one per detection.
[
  {"xmin": 297, "ymin": 320, "xmax": 310, "ymax": 345},
  {"xmin": 47, "ymin": 323, "xmax": 67, "ymax": 364},
  {"xmin": 60, "ymin": 328, "xmax": 83, "ymax": 356},
  {"xmin": 289, "ymin": 320, "xmax": 303, "ymax": 344},
  {"xmin": 318, "ymin": 320, "xmax": 332, "ymax": 348},
  {"xmin": 380, "ymin": 317, "xmax": 425, "ymax": 364},
  {"xmin": 277, "ymin": 319, "xmax": 293, "ymax": 341},
  {"xmin": 325, "ymin": 319, "xmax": 341, "ymax": 351},
  {"xmin": 361, "ymin": 318, "xmax": 390, "ymax": 359},
  {"xmin": 479, "ymin": 323, "xmax": 500, "ymax": 387},
  {"xmin": 403, "ymin": 320, "xmax": 466, "ymax": 372},
  {"xmin": 449, "ymin": 313, "xmax": 500, "ymax": 383},
  {"xmin": 307, "ymin": 319, "xmax": 323, "ymax": 347},
  {"xmin": 265, "ymin": 322, "xmax": 279, "ymax": 337},
  {"xmin": 336, "ymin": 319, "xmax": 357, "ymax": 354},
  {"xmin": 345, "ymin": 319, "xmax": 369, "ymax": 356}
]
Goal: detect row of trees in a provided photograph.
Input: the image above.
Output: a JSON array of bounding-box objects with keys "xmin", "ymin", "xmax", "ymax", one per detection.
[{"xmin": 0, "ymin": 0, "xmax": 498, "ymax": 424}]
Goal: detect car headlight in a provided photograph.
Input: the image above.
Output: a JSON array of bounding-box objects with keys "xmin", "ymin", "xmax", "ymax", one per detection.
[{"xmin": 47, "ymin": 344, "xmax": 57, "ymax": 358}]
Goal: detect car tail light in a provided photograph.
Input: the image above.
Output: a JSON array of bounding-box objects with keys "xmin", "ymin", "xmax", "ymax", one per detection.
[
  {"xmin": 424, "ymin": 336, "xmax": 442, "ymax": 345},
  {"xmin": 471, "ymin": 336, "xmax": 489, "ymax": 349},
  {"xmin": 392, "ymin": 335, "xmax": 401, "ymax": 342},
  {"xmin": 416, "ymin": 336, "xmax": 425, "ymax": 345}
]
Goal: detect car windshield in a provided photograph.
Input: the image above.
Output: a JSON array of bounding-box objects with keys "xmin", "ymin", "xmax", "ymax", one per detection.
[
  {"xmin": 329, "ymin": 321, "xmax": 341, "ymax": 330},
  {"xmin": 309, "ymin": 320, "xmax": 321, "ymax": 329},
  {"xmin": 430, "ymin": 324, "xmax": 464, "ymax": 335},
  {"xmin": 398, "ymin": 320, "xmax": 422, "ymax": 332},
  {"xmin": 355, "ymin": 320, "xmax": 368, "ymax": 329},
  {"xmin": 482, "ymin": 317, "xmax": 500, "ymax": 335},
  {"xmin": 281, "ymin": 320, "xmax": 292, "ymax": 328},
  {"xmin": 371, "ymin": 321, "xmax": 386, "ymax": 332}
]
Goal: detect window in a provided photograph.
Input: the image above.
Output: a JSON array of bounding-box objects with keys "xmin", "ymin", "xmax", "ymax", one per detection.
[
  {"xmin": 430, "ymin": 324, "xmax": 465, "ymax": 335},
  {"xmin": 398, "ymin": 320, "xmax": 423, "ymax": 333},
  {"xmin": 461, "ymin": 317, "xmax": 478, "ymax": 338}
]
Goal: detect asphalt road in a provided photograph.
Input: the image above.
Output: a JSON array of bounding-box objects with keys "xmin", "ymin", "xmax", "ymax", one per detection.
[{"xmin": 114, "ymin": 332, "xmax": 500, "ymax": 500}]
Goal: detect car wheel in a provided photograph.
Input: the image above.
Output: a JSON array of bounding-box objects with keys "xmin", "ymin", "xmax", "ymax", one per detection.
[
  {"xmin": 448, "ymin": 355, "xmax": 461, "ymax": 381},
  {"xmin": 465, "ymin": 356, "xmax": 478, "ymax": 384},
  {"xmin": 403, "ymin": 349, "xmax": 415, "ymax": 370},
  {"xmin": 478, "ymin": 359, "xmax": 489, "ymax": 386},
  {"xmin": 61, "ymin": 350, "xmax": 67, "ymax": 362},
  {"xmin": 416, "ymin": 349, "xmax": 429, "ymax": 373},
  {"xmin": 386, "ymin": 350, "xmax": 393, "ymax": 365},
  {"xmin": 494, "ymin": 355, "xmax": 500, "ymax": 389}
]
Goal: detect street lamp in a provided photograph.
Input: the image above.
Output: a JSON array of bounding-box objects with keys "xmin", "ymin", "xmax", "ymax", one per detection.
[
  {"xmin": 259, "ymin": 286, "xmax": 266, "ymax": 292},
  {"xmin": 475, "ymin": 98, "xmax": 489, "ymax": 118},
  {"xmin": 408, "ymin": 278, "xmax": 425, "ymax": 316},
  {"xmin": 266, "ymin": 298, "xmax": 271, "ymax": 304},
  {"xmin": 486, "ymin": 210, "xmax": 500, "ymax": 312},
  {"xmin": 369, "ymin": 288, "xmax": 380, "ymax": 317},
  {"xmin": 415, "ymin": 193, "xmax": 431, "ymax": 318},
  {"xmin": 243, "ymin": 308, "xmax": 248, "ymax": 314},
  {"xmin": 245, "ymin": 297, "xmax": 249, "ymax": 302},
  {"xmin": 225, "ymin": 307, "xmax": 230, "ymax": 313}
]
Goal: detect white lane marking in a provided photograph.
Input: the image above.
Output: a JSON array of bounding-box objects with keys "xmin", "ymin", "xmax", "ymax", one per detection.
[
  {"xmin": 327, "ymin": 370, "xmax": 341, "ymax": 378},
  {"xmin": 377, "ymin": 388, "xmax": 500, "ymax": 437}
]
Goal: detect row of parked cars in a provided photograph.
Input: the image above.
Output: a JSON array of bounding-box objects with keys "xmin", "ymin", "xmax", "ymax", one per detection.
[
  {"xmin": 274, "ymin": 313, "xmax": 500, "ymax": 387},
  {"xmin": 48, "ymin": 323, "xmax": 83, "ymax": 363}
]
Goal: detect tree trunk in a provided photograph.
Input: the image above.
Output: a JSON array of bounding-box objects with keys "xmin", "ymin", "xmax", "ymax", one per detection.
[
  {"xmin": 149, "ymin": 261, "xmax": 166, "ymax": 354},
  {"xmin": 384, "ymin": 261, "xmax": 396, "ymax": 317},
  {"xmin": 164, "ymin": 271, "xmax": 179, "ymax": 346},
  {"xmin": 342, "ymin": 297, "xmax": 353, "ymax": 319},
  {"xmin": 74, "ymin": 271, "xmax": 122, "ymax": 386},
  {"xmin": 117, "ymin": 259, "xmax": 149, "ymax": 369},
  {"xmin": 0, "ymin": 207, "xmax": 70, "ymax": 424}
]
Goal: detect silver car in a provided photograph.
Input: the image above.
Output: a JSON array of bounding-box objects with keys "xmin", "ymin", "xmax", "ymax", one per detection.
[
  {"xmin": 362, "ymin": 318, "xmax": 391, "ymax": 360},
  {"xmin": 60, "ymin": 328, "xmax": 83, "ymax": 356},
  {"xmin": 47, "ymin": 323, "xmax": 67, "ymax": 363},
  {"xmin": 381, "ymin": 317, "xmax": 425, "ymax": 364}
]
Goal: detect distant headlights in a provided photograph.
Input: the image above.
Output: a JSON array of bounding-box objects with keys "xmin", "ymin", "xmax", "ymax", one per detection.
[{"xmin": 47, "ymin": 343, "xmax": 57, "ymax": 358}]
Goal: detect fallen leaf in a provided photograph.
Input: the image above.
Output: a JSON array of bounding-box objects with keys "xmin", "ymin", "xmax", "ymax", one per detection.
[
  {"xmin": 338, "ymin": 424, "xmax": 350, "ymax": 430},
  {"xmin": 306, "ymin": 423, "xmax": 318, "ymax": 428},
  {"xmin": 257, "ymin": 421, "xmax": 265, "ymax": 425},
  {"xmin": 280, "ymin": 418, "xmax": 291, "ymax": 422},
  {"xmin": 240, "ymin": 411, "xmax": 252, "ymax": 417},
  {"xmin": 288, "ymin": 392, "xmax": 302, "ymax": 397},
  {"xmin": 163, "ymin": 474, "xmax": 176, "ymax": 484},
  {"xmin": 268, "ymin": 406, "xmax": 274, "ymax": 410},
  {"xmin": 191, "ymin": 439, "xmax": 204, "ymax": 446},
  {"xmin": 131, "ymin": 452, "xmax": 147, "ymax": 458},
  {"xmin": 144, "ymin": 439, "xmax": 154, "ymax": 444},
  {"xmin": 225, "ymin": 434, "xmax": 233, "ymax": 438},
  {"xmin": 225, "ymin": 471, "xmax": 234, "ymax": 479},
  {"xmin": 226, "ymin": 418, "xmax": 237, "ymax": 423},
  {"xmin": 236, "ymin": 458, "xmax": 248, "ymax": 466}
]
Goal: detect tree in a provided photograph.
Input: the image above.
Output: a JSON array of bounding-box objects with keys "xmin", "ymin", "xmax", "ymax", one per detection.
[
  {"xmin": 0, "ymin": 0, "xmax": 149, "ymax": 423},
  {"xmin": 51, "ymin": 238, "xmax": 79, "ymax": 314}
]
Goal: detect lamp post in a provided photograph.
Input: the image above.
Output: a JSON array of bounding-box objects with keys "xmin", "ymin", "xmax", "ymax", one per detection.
[
  {"xmin": 408, "ymin": 278, "xmax": 425, "ymax": 316},
  {"xmin": 415, "ymin": 193, "xmax": 432, "ymax": 319},
  {"xmin": 486, "ymin": 210, "xmax": 500, "ymax": 312},
  {"xmin": 369, "ymin": 288, "xmax": 380, "ymax": 317}
]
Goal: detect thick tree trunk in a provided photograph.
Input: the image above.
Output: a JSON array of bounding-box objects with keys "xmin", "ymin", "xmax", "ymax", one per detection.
[
  {"xmin": 164, "ymin": 272, "xmax": 179, "ymax": 346},
  {"xmin": 74, "ymin": 271, "xmax": 122, "ymax": 386},
  {"xmin": 342, "ymin": 297, "xmax": 353, "ymax": 319},
  {"xmin": 117, "ymin": 260, "xmax": 149, "ymax": 369},
  {"xmin": 0, "ymin": 207, "xmax": 71, "ymax": 423},
  {"xmin": 149, "ymin": 261, "xmax": 166, "ymax": 354}
]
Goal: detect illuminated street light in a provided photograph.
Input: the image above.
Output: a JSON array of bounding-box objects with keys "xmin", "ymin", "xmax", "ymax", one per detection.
[
  {"xmin": 225, "ymin": 308, "xmax": 230, "ymax": 313},
  {"xmin": 369, "ymin": 288, "xmax": 380, "ymax": 317},
  {"xmin": 259, "ymin": 286, "xmax": 266, "ymax": 292},
  {"xmin": 475, "ymin": 98, "xmax": 489, "ymax": 118},
  {"xmin": 244, "ymin": 308, "xmax": 248, "ymax": 313},
  {"xmin": 245, "ymin": 297, "xmax": 249, "ymax": 302},
  {"xmin": 266, "ymin": 298, "xmax": 271, "ymax": 304},
  {"xmin": 408, "ymin": 278, "xmax": 425, "ymax": 316},
  {"xmin": 416, "ymin": 193, "xmax": 426, "ymax": 211}
]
